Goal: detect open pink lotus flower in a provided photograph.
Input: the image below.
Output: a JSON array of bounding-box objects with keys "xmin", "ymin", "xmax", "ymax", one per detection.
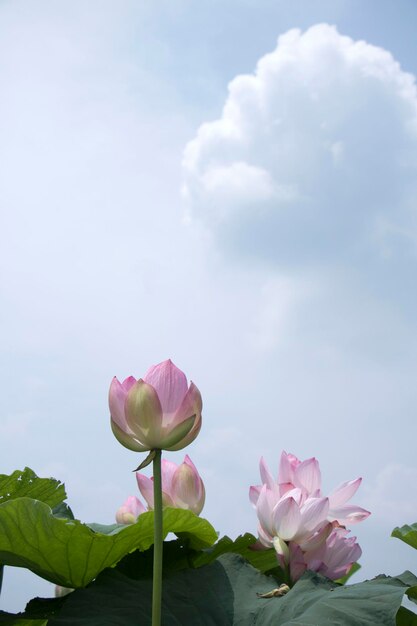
[
  {"xmin": 115, "ymin": 495, "xmax": 146, "ymax": 525},
  {"xmin": 250, "ymin": 451, "xmax": 370, "ymax": 582},
  {"xmin": 255, "ymin": 484, "xmax": 330, "ymax": 548},
  {"xmin": 109, "ymin": 359, "xmax": 202, "ymax": 452},
  {"xmin": 250, "ymin": 451, "xmax": 370, "ymax": 526},
  {"xmin": 137, "ymin": 454, "xmax": 205, "ymax": 515}
]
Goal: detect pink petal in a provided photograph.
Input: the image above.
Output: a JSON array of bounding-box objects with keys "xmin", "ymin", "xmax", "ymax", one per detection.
[
  {"xmin": 258, "ymin": 523, "xmax": 273, "ymax": 548},
  {"xmin": 160, "ymin": 414, "xmax": 196, "ymax": 450},
  {"xmin": 109, "ymin": 377, "xmax": 130, "ymax": 431},
  {"xmin": 297, "ymin": 497, "xmax": 329, "ymax": 536},
  {"xmin": 124, "ymin": 380, "xmax": 163, "ymax": 448},
  {"xmin": 161, "ymin": 459, "xmax": 179, "ymax": 495},
  {"xmin": 279, "ymin": 482, "xmax": 294, "ymax": 497},
  {"xmin": 280, "ymin": 487, "xmax": 303, "ymax": 506},
  {"xmin": 109, "ymin": 376, "xmax": 150, "ymax": 450},
  {"xmin": 278, "ymin": 450, "xmax": 297, "ymax": 484},
  {"xmin": 328, "ymin": 478, "xmax": 362, "ymax": 508},
  {"xmin": 170, "ymin": 382, "xmax": 202, "ymax": 427},
  {"xmin": 273, "ymin": 496, "xmax": 301, "ymax": 541},
  {"xmin": 300, "ymin": 521, "xmax": 333, "ymax": 552},
  {"xmin": 122, "ymin": 376, "xmax": 137, "ymax": 392},
  {"xmin": 122, "ymin": 495, "xmax": 146, "ymax": 517},
  {"xmin": 323, "ymin": 532, "xmax": 362, "ymax": 572},
  {"xmin": 115, "ymin": 495, "xmax": 146, "ymax": 524},
  {"xmin": 328, "ymin": 504, "xmax": 371, "ymax": 525},
  {"xmin": 259, "ymin": 457, "xmax": 275, "ymax": 490},
  {"xmin": 143, "ymin": 359, "xmax": 188, "ymax": 415},
  {"xmin": 184, "ymin": 454, "xmax": 198, "ymax": 472},
  {"xmin": 294, "ymin": 458, "xmax": 321, "ymax": 495},
  {"xmin": 288, "ymin": 542, "xmax": 307, "ymax": 582},
  {"xmin": 171, "ymin": 459, "xmax": 205, "ymax": 515},
  {"xmin": 256, "ymin": 485, "xmax": 276, "ymax": 537},
  {"xmin": 164, "ymin": 382, "xmax": 202, "ymax": 450},
  {"xmin": 136, "ymin": 472, "xmax": 174, "ymax": 508},
  {"xmin": 110, "ymin": 419, "xmax": 149, "ymax": 452},
  {"xmin": 249, "ymin": 485, "xmax": 261, "ymax": 507},
  {"xmin": 136, "ymin": 473, "xmax": 155, "ymax": 508}
]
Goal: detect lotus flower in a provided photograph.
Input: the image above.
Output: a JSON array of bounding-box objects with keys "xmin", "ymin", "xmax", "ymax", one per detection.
[
  {"xmin": 277, "ymin": 523, "xmax": 362, "ymax": 582},
  {"xmin": 136, "ymin": 454, "xmax": 205, "ymax": 515},
  {"xmin": 250, "ymin": 451, "xmax": 370, "ymax": 525},
  {"xmin": 115, "ymin": 495, "xmax": 146, "ymax": 524},
  {"xmin": 109, "ymin": 359, "xmax": 202, "ymax": 452},
  {"xmin": 250, "ymin": 451, "xmax": 370, "ymax": 582},
  {"xmin": 255, "ymin": 484, "xmax": 330, "ymax": 548}
]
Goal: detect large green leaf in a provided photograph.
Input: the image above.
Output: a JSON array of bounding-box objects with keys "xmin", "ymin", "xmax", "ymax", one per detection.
[
  {"xmin": 393, "ymin": 523, "xmax": 417, "ymax": 551},
  {"xmin": 191, "ymin": 533, "xmax": 280, "ymax": 573},
  {"xmin": 397, "ymin": 606, "xmax": 417, "ymax": 625},
  {"xmin": 114, "ymin": 534, "xmax": 283, "ymax": 582},
  {"xmin": 0, "ymin": 468, "xmax": 66, "ymax": 510},
  {"xmin": 10, "ymin": 555, "xmax": 417, "ymax": 626},
  {"xmin": 0, "ymin": 499, "xmax": 217, "ymax": 588}
]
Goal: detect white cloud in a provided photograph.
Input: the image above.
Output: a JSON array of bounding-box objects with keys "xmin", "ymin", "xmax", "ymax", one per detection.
[{"xmin": 183, "ymin": 24, "xmax": 417, "ymax": 265}]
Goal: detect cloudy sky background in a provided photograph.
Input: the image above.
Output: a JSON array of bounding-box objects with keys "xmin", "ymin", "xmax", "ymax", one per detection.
[{"xmin": 1, "ymin": 0, "xmax": 417, "ymax": 611}]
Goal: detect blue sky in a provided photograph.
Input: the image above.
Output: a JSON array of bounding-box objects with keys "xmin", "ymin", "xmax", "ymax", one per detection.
[{"xmin": 1, "ymin": 0, "xmax": 417, "ymax": 611}]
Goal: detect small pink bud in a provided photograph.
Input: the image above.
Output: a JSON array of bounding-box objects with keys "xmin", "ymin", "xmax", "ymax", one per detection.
[
  {"xmin": 136, "ymin": 454, "xmax": 205, "ymax": 516},
  {"xmin": 115, "ymin": 495, "xmax": 146, "ymax": 525},
  {"xmin": 171, "ymin": 455, "xmax": 206, "ymax": 515}
]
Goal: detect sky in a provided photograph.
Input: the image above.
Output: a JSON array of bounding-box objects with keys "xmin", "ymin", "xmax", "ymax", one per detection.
[{"xmin": 1, "ymin": 0, "xmax": 417, "ymax": 612}]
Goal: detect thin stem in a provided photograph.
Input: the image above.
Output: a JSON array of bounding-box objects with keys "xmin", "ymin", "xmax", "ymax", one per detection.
[
  {"xmin": 0, "ymin": 565, "xmax": 3, "ymax": 597},
  {"xmin": 152, "ymin": 449, "xmax": 163, "ymax": 626}
]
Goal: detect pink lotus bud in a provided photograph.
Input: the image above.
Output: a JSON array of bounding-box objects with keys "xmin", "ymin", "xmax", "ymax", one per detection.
[
  {"xmin": 109, "ymin": 359, "xmax": 202, "ymax": 452},
  {"xmin": 171, "ymin": 455, "xmax": 206, "ymax": 515},
  {"xmin": 115, "ymin": 495, "xmax": 146, "ymax": 524},
  {"xmin": 136, "ymin": 454, "xmax": 205, "ymax": 515}
]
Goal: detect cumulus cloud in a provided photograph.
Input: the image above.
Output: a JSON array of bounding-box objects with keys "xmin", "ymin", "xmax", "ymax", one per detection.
[{"xmin": 183, "ymin": 24, "xmax": 417, "ymax": 266}]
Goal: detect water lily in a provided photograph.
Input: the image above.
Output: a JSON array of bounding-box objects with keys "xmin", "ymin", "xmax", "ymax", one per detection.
[
  {"xmin": 109, "ymin": 359, "xmax": 202, "ymax": 452},
  {"xmin": 137, "ymin": 455, "xmax": 205, "ymax": 515}
]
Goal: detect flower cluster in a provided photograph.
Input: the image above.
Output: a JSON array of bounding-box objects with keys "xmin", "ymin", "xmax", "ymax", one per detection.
[
  {"xmin": 250, "ymin": 451, "xmax": 370, "ymax": 582},
  {"xmin": 116, "ymin": 454, "xmax": 205, "ymax": 524},
  {"xmin": 110, "ymin": 360, "xmax": 371, "ymax": 586}
]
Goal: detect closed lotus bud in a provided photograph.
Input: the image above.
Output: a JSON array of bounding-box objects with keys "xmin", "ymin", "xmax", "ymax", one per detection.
[
  {"xmin": 171, "ymin": 455, "xmax": 205, "ymax": 515},
  {"xmin": 136, "ymin": 455, "xmax": 205, "ymax": 516},
  {"xmin": 115, "ymin": 495, "xmax": 146, "ymax": 524},
  {"xmin": 109, "ymin": 360, "xmax": 202, "ymax": 452}
]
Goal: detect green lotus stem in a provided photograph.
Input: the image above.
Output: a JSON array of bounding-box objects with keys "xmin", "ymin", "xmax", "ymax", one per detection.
[{"xmin": 152, "ymin": 449, "xmax": 163, "ymax": 626}]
